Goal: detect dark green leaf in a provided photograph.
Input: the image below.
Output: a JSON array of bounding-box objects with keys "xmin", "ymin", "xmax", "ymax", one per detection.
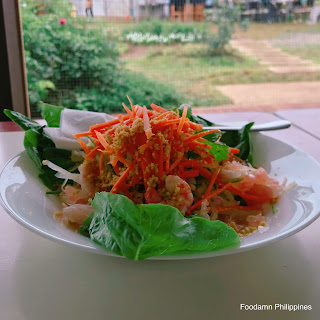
[
  {"xmin": 24, "ymin": 129, "xmax": 43, "ymax": 170},
  {"xmin": 46, "ymin": 190, "xmax": 62, "ymax": 195},
  {"xmin": 4, "ymin": 109, "xmax": 42, "ymax": 131},
  {"xmin": 220, "ymin": 122, "xmax": 254, "ymax": 164},
  {"xmin": 89, "ymin": 193, "xmax": 240, "ymax": 260},
  {"xmin": 272, "ymin": 205, "xmax": 279, "ymax": 214},
  {"xmin": 39, "ymin": 102, "xmax": 64, "ymax": 127},
  {"xmin": 7, "ymin": 110, "xmax": 77, "ymax": 191},
  {"xmin": 42, "ymin": 147, "xmax": 74, "ymax": 170}
]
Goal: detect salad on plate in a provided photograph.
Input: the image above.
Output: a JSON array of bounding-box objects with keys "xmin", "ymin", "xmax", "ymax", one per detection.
[{"xmin": 4, "ymin": 100, "xmax": 284, "ymax": 260}]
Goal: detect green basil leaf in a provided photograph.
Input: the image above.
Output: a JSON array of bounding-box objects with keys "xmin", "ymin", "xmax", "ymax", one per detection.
[
  {"xmin": 220, "ymin": 122, "xmax": 254, "ymax": 164},
  {"xmin": 89, "ymin": 192, "xmax": 240, "ymax": 260},
  {"xmin": 39, "ymin": 102, "xmax": 64, "ymax": 127},
  {"xmin": 4, "ymin": 109, "xmax": 42, "ymax": 131}
]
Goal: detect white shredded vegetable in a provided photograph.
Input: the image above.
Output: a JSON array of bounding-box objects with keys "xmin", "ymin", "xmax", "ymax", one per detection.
[{"xmin": 42, "ymin": 160, "xmax": 80, "ymax": 184}]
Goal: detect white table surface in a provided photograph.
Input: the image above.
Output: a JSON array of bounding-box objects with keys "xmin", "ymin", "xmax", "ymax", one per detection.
[{"xmin": 1, "ymin": 111, "xmax": 320, "ymax": 320}]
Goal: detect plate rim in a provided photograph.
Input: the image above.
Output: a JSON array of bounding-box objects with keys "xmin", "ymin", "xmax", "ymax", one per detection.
[{"xmin": 1, "ymin": 133, "xmax": 320, "ymax": 260}]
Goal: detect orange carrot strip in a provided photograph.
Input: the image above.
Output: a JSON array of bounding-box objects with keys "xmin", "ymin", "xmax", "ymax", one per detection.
[
  {"xmin": 142, "ymin": 106, "xmax": 153, "ymax": 139},
  {"xmin": 89, "ymin": 119, "xmax": 120, "ymax": 132},
  {"xmin": 184, "ymin": 129, "xmax": 221, "ymax": 144},
  {"xmin": 150, "ymin": 103, "xmax": 167, "ymax": 113},
  {"xmin": 168, "ymin": 152, "xmax": 184, "ymax": 173},
  {"xmin": 127, "ymin": 95, "xmax": 134, "ymax": 110},
  {"xmin": 139, "ymin": 140, "xmax": 157, "ymax": 151},
  {"xmin": 162, "ymin": 119, "xmax": 183, "ymax": 125},
  {"xmin": 85, "ymin": 146, "xmax": 100, "ymax": 160},
  {"xmin": 117, "ymin": 154, "xmax": 129, "ymax": 166},
  {"xmin": 95, "ymin": 131, "xmax": 114, "ymax": 154},
  {"xmin": 204, "ymin": 167, "xmax": 221, "ymax": 198},
  {"xmin": 227, "ymin": 185, "xmax": 273, "ymax": 202},
  {"xmin": 177, "ymin": 105, "xmax": 188, "ymax": 135},
  {"xmin": 180, "ymin": 170, "xmax": 199, "ymax": 179},
  {"xmin": 89, "ymin": 115, "xmax": 130, "ymax": 132},
  {"xmin": 73, "ymin": 131, "xmax": 92, "ymax": 138},
  {"xmin": 190, "ymin": 182, "xmax": 232, "ymax": 211},
  {"xmin": 111, "ymin": 160, "xmax": 137, "ymax": 194},
  {"xmin": 136, "ymin": 106, "xmax": 143, "ymax": 118},
  {"xmin": 189, "ymin": 122, "xmax": 203, "ymax": 131},
  {"xmin": 154, "ymin": 111, "xmax": 171, "ymax": 121},
  {"xmin": 122, "ymin": 103, "xmax": 133, "ymax": 118},
  {"xmin": 229, "ymin": 148, "xmax": 240, "ymax": 154},
  {"xmin": 76, "ymin": 137, "xmax": 89, "ymax": 154},
  {"xmin": 197, "ymin": 166, "xmax": 212, "ymax": 180}
]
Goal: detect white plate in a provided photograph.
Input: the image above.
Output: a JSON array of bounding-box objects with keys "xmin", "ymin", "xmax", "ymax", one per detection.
[{"xmin": 1, "ymin": 132, "xmax": 320, "ymax": 260}]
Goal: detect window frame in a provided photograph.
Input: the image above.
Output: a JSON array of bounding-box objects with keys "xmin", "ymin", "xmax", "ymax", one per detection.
[{"xmin": 0, "ymin": 0, "xmax": 29, "ymax": 119}]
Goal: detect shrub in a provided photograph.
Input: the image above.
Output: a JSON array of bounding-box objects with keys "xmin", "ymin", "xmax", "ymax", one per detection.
[
  {"xmin": 21, "ymin": 0, "xmax": 181, "ymax": 114},
  {"xmin": 22, "ymin": 1, "xmax": 119, "ymax": 106},
  {"xmin": 207, "ymin": 5, "xmax": 250, "ymax": 54},
  {"xmin": 55, "ymin": 71, "xmax": 182, "ymax": 113}
]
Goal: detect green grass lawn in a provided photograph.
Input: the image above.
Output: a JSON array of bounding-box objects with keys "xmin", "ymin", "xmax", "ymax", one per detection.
[
  {"xmin": 122, "ymin": 43, "xmax": 320, "ymax": 106},
  {"xmin": 279, "ymin": 45, "xmax": 320, "ymax": 65},
  {"xmin": 123, "ymin": 44, "xmax": 258, "ymax": 106}
]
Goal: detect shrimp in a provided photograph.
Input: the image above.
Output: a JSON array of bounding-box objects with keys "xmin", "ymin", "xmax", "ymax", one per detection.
[
  {"xmin": 61, "ymin": 160, "xmax": 97, "ymax": 204},
  {"xmin": 145, "ymin": 175, "xmax": 194, "ymax": 214},
  {"xmin": 220, "ymin": 161, "xmax": 283, "ymax": 200},
  {"xmin": 59, "ymin": 204, "xmax": 94, "ymax": 227}
]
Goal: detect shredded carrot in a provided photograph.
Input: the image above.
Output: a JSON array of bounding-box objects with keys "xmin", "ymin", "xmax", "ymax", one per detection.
[
  {"xmin": 73, "ymin": 131, "xmax": 92, "ymax": 138},
  {"xmin": 203, "ymin": 167, "xmax": 221, "ymax": 198},
  {"xmin": 122, "ymin": 103, "xmax": 133, "ymax": 118},
  {"xmin": 111, "ymin": 160, "xmax": 137, "ymax": 193},
  {"xmin": 180, "ymin": 170, "xmax": 199, "ymax": 179},
  {"xmin": 136, "ymin": 106, "xmax": 143, "ymax": 118},
  {"xmin": 142, "ymin": 106, "xmax": 153, "ymax": 139},
  {"xmin": 226, "ymin": 185, "xmax": 273, "ymax": 202},
  {"xmin": 89, "ymin": 116, "xmax": 130, "ymax": 132},
  {"xmin": 127, "ymin": 95, "xmax": 134, "ymax": 110},
  {"xmin": 117, "ymin": 154, "xmax": 129, "ymax": 166},
  {"xmin": 177, "ymin": 105, "xmax": 188, "ymax": 135},
  {"xmin": 150, "ymin": 103, "xmax": 167, "ymax": 113},
  {"xmin": 95, "ymin": 131, "xmax": 114, "ymax": 154},
  {"xmin": 76, "ymin": 137, "xmax": 89, "ymax": 154},
  {"xmin": 184, "ymin": 129, "xmax": 221, "ymax": 144},
  {"xmin": 168, "ymin": 152, "xmax": 184, "ymax": 173},
  {"xmin": 85, "ymin": 146, "xmax": 100, "ymax": 160},
  {"xmin": 139, "ymin": 140, "xmax": 156, "ymax": 151},
  {"xmin": 229, "ymin": 148, "xmax": 240, "ymax": 154},
  {"xmin": 154, "ymin": 111, "xmax": 172, "ymax": 121},
  {"xmin": 190, "ymin": 182, "xmax": 232, "ymax": 212}
]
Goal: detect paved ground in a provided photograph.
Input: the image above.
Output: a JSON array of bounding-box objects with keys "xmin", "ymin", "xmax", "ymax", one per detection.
[
  {"xmin": 230, "ymin": 39, "xmax": 320, "ymax": 74},
  {"xmin": 215, "ymin": 81, "xmax": 320, "ymax": 107},
  {"xmin": 270, "ymin": 32, "xmax": 320, "ymax": 48}
]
